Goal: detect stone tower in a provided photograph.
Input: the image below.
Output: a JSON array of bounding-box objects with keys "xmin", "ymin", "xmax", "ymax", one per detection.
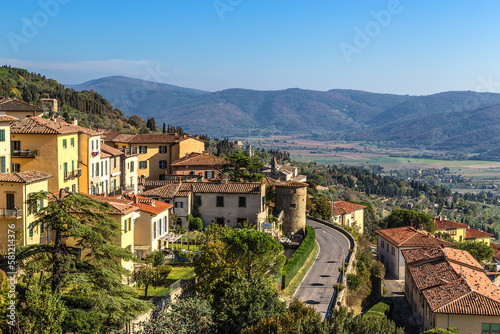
[{"xmin": 275, "ymin": 181, "xmax": 308, "ymax": 235}]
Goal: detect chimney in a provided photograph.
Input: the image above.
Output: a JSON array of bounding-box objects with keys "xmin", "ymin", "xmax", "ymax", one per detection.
[
  {"xmin": 29, "ymin": 102, "xmax": 33, "ymax": 106},
  {"xmin": 419, "ymin": 224, "xmax": 424, "ymax": 231},
  {"xmin": 72, "ymin": 119, "xmax": 78, "ymax": 126}
]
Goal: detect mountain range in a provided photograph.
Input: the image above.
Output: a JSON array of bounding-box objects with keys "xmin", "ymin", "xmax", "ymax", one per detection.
[{"xmin": 69, "ymin": 76, "xmax": 500, "ymax": 155}]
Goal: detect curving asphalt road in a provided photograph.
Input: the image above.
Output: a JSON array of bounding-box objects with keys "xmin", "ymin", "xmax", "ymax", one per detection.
[{"xmin": 293, "ymin": 219, "xmax": 351, "ymax": 319}]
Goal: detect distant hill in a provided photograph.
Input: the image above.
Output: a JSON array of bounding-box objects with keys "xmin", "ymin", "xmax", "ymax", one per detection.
[
  {"xmin": 0, "ymin": 66, "xmax": 148, "ymax": 132},
  {"xmin": 69, "ymin": 76, "xmax": 500, "ymax": 157}
]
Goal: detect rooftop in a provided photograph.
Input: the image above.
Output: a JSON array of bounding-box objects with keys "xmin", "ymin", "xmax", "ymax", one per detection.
[
  {"xmin": 330, "ymin": 200, "xmax": 366, "ymax": 215},
  {"xmin": 86, "ymin": 194, "xmax": 139, "ymax": 215},
  {"xmin": 0, "ymin": 170, "xmax": 52, "ymax": 184},
  {"xmin": 0, "ymin": 98, "xmax": 42, "ymax": 112},
  {"xmin": 274, "ymin": 180, "xmax": 308, "ymax": 188},
  {"xmin": 402, "ymin": 246, "xmax": 500, "ymax": 316},
  {"xmin": 434, "ymin": 217, "xmax": 468, "ymax": 230},
  {"xmin": 103, "ymin": 130, "xmax": 204, "ymax": 144},
  {"xmin": 375, "ymin": 226, "xmax": 453, "ymax": 248},
  {"xmin": 100, "ymin": 143, "xmax": 123, "ymax": 157},
  {"xmin": 11, "ymin": 116, "xmax": 101, "ymax": 135},
  {"xmin": 142, "ymin": 181, "xmax": 264, "ymax": 199},
  {"xmin": 465, "ymin": 228, "xmax": 493, "ymax": 239},
  {"xmin": 171, "ymin": 152, "xmax": 227, "ymax": 166}
]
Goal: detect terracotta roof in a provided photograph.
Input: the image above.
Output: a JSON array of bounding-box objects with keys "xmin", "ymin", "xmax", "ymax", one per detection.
[
  {"xmin": 101, "ymin": 143, "xmax": 123, "ymax": 156},
  {"xmin": 465, "ymin": 228, "xmax": 493, "ymax": 239},
  {"xmin": 0, "ymin": 115, "xmax": 18, "ymax": 122},
  {"xmin": 402, "ymin": 246, "xmax": 500, "ymax": 316},
  {"xmin": 142, "ymin": 183, "xmax": 182, "ymax": 199},
  {"xmin": 100, "ymin": 129, "xmax": 124, "ymax": 142},
  {"xmin": 375, "ymin": 226, "xmax": 453, "ymax": 248},
  {"xmin": 330, "ymin": 201, "xmax": 366, "ymax": 215},
  {"xmin": 0, "ymin": 99, "xmax": 42, "ymax": 112},
  {"xmin": 171, "ymin": 152, "xmax": 227, "ymax": 166},
  {"xmin": 105, "ymin": 132, "xmax": 204, "ymax": 144},
  {"xmin": 10, "ymin": 116, "xmax": 101, "ymax": 135},
  {"xmin": 192, "ymin": 182, "xmax": 262, "ymax": 194},
  {"xmin": 119, "ymin": 194, "xmax": 173, "ymax": 215},
  {"xmin": 434, "ymin": 218, "xmax": 468, "ymax": 230},
  {"xmin": 492, "ymin": 244, "xmax": 500, "ymax": 260},
  {"xmin": 86, "ymin": 194, "xmax": 139, "ymax": 215},
  {"xmin": 274, "ymin": 180, "xmax": 308, "ymax": 188},
  {"xmin": 0, "ymin": 170, "xmax": 52, "ymax": 183}
]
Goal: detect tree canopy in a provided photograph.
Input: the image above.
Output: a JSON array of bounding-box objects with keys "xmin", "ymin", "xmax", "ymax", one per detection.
[
  {"xmin": 384, "ymin": 209, "xmax": 435, "ymax": 233},
  {"xmin": 225, "ymin": 151, "xmax": 264, "ymax": 182},
  {"xmin": 454, "ymin": 240, "xmax": 494, "ymax": 263}
]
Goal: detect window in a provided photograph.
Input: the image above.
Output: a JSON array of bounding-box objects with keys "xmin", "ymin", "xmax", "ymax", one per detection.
[
  {"xmin": 128, "ymin": 218, "xmax": 132, "ymax": 231},
  {"xmin": 159, "ymin": 160, "xmax": 167, "ymax": 169},
  {"xmin": 63, "ymin": 162, "xmax": 68, "ymax": 178},
  {"xmin": 239, "ymin": 196, "xmax": 246, "ymax": 207},
  {"xmin": 391, "ymin": 246, "xmax": 395, "ymax": 255},
  {"xmin": 11, "ymin": 141, "xmax": 20, "ymax": 151},
  {"xmin": 0, "ymin": 129, "xmax": 5, "ymax": 142},
  {"xmin": 96, "ymin": 162, "xmax": 100, "ymax": 177},
  {"xmin": 381, "ymin": 240, "xmax": 385, "ymax": 248},
  {"xmin": 139, "ymin": 146, "xmax": 147, "ymax": 154},
  {"xmin": 189, "ymin": 171, "xmax": 196, "ymax": 175},
  {"xmin": 105, "ymin": 161, "xmax": 108, "ymax": 175},
  {"xmin": 72, "ymin": 184, "xmax": 76, "ymax": 193},
  {"xmin": 153, "ymin": 221, "xmax": 157, "ymax": 239},
  {"xmin": 40, "ymin": 222, "xmax": 45, "ymax": 233},
  {"xmin": 91, "ymin": 140, "xmax": 94, "ymax": 151},
  {"xmin": 482, "ymin": 323, "xmax": 500, "ymax": 334},
  {"xmin": 11, "ymin": 163, "xmax": 20, "ymax": 173},
  {"xmin": 139, "ymin": 161, "xmax": 147, "ymax": 169},
  {"xmin": 62, "ymin": 139, "xmax": 67, "ymax": 149},
  {"xmin": 92, "ymin": 163, "xmax": 95, "ymax": 178},
  {"xmin": 70, "ymin": 138, "xmax": 74, "ymax": 147},
  {"xmin": 114, "ymin": 157, "xmax": 117, "ymax": 168},
  {"xmin": 387, "ymin": 243, "xmax": 389, "ymax": 252},
  {"xmin": 174, "ymin": 202, "xmax": 184, "ymax": 208},
  {"xmin": 216, "ymin": 196, "xmax": 224, "ymax": 207},
  {"xmin": 130, "ymin": 161, "xmax": 135, "ymax": 172},
  {"xmin": 163, "ymin": 216, "xmax": 167, "ymax": 233},
  {"xmin": 205, "ymin": 171, "xmax": 215, "ymax": 179},
  {"xmin": 91, "ymin": 185, "xmax": 95, "ymax": 195},
  {"xmin": 1, "ymin": 156, "xmax": 6, "ymax": 173},
  {"xmin": 29, "ymin": 223, "xmax": 33, "ymax": 237},
  {"xmin": 124, "ymin": 220, "xmax": 128, "ymax": 232},
  {"xmin": 291, "ymin": 203, "xmax": 297, "ymax": 209},
  {"xmin": 159, "ymin": 175, "xmax": 166, "ymax": 180},
  {"xmin": 381, "ymin": 255, "xmax": 385, "ymax": 264},
  {"xmin": 159, "ymin": 145, "xmax": 167, "ymax": 154},
  {"xmin": 101, "ymin": 162, "xmax": 104, "ymax": 175}
]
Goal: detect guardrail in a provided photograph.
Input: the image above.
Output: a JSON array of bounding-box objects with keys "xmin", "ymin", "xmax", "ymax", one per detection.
[{"xmin": 306, "ymin": 215, "xmax": 357, "ymax": 319}]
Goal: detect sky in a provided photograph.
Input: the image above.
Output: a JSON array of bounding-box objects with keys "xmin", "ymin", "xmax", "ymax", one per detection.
[{"xmin": 2, "ymin": 0, "xmax": 500, "ymax": 95}]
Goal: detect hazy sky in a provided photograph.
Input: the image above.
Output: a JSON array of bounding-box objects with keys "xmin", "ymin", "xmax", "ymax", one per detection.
[{"xmin": 2, "ymin": 0, "xmax": 500, "ymax": 95}]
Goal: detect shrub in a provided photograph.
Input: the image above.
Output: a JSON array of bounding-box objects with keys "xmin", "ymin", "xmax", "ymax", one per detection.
[
  {"xmin": 347, "ymin": 273, "xmax": 361, "ymax": 290},
  {"xmin": 281, "ymin": 226, "xmax": 315, "ymax": 289}
]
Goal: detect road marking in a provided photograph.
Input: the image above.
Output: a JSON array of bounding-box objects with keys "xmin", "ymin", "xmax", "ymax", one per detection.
[{"xmin": 293, "ymin": 239, "xmax": 320, "ymax": 299}]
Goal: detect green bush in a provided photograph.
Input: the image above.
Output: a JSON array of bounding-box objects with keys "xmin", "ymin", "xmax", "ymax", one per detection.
[
  {"xmin": 347, "ymin": 273, "xmax": 361, "ymax": 290},
  {"xmin": 188, "ymin": 214, "xmax": 204, "ymax": 232},
  {"xmin": 281, "ymin": 225, "xmax": 316, "ymax": 289}
]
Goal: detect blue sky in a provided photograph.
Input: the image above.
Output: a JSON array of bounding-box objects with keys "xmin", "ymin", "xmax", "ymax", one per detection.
[{"xmin": 2, "ymin": 0, "xmax": 500, "ymax": 95}]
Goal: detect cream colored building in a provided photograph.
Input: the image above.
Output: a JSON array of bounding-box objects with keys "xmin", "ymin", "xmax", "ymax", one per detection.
[
  {"xmin": 375, "ymin": 226, "xmax": 452, "ymax": 279},
  {"xmin": 0, "ymin": 171, "xmax": 51, "ymax": 248},
  {"xmin": 102, "ymin": 131, "xmax": 205, "ymax": 180},
  {"xmin": 402, "ymin": 246, "xmax": 500, "ymax": 333},
  {"xmin": 142, "ymin": 181, "xmax": 268, "ymax": 228},
  {"xmin": 330, "ymin": 201, "xmax": 366, "ymax": 233},
  {"xmin": 0, "ymin": 99, "xmax": 44, "ymax": 119},
  {"xmin": 0, "ymin": 114, "xmax": 18, "ymax": 173}
]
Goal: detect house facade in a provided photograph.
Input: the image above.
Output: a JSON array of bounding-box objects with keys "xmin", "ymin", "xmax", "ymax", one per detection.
[
  {"xmin": 433, "ymin": 217, "xmax": 467, "ymax": 242},
  {"xmin": 171, "ymin": 152, "xmax": 227, "ymax": 181},
  {"xmin": 10, "ymin": 117, "xmax": 81, "ymax": 193},
  {"xmin": 402, "ymin": 247, "xmax": 500, "ymax": 333},
  {"xmin": 331, "ymin": 201, "xmax": 366, "ymax": 233},
  {"xmin": 102, "ymin": 131, "xmax": 205, "ymax": 179},
  {"xmin": 0, "ymin": 171, "xmax": 51, "ymax": 248},
  {"xmin": 0, "ymin": 99, "xmax": 44, "ymax": 119},
  {"xmin": 375, "ymin": 226, "xmax": 452, "ymax": 279}
]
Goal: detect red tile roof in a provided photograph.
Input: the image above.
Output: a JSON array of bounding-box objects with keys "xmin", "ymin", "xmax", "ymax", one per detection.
[
  {"xmin": 492, "ymin": 244, "xmax": 500, "ymax": 260},
  {"xmin": 100, "ymin": 143, "xmax": 123, "ymax": 156},
  {"xmin": 330, "ymin": 201, "xmax": 366, "ymax": 215},
  {"xmin": 0, "ymin": 99, "xmax": 42, "ymax": 112},
  {"xmin": 0, "ymin": 115, "xmax": 18, "ymax": 122},
  {"xmin": 465, "ymin": 228, "xmax": 493, "ymax": 239},
  {"xmin": 375, "ymin": 226, "xmax": 453, "ymax": 248},
  {"xmin": 119, "ymin": 194, "xmax": 172, "ymax": 215},
  {"xmin": 11, "ymin": 116, "xmax": 101, "ymax": 135},
  {"xmin": 402, "ymin": 246, "xmax": 500, "ymax": 316},
  {"xmin": 274, "ymin": 180, "xmax": 308, "ymax": 188},
  {"xmin": 104, "ymin": 132, "xmax": 205, "ymax": 145},
  {"xmin": 142, "ymin": 181, "xmax": 264, "ymax": 199},
  {"xmin": 171, "ymin": 152, "xmax": 227, "ymax": 166},
  {"xmin": 86, "ymin": 194, "xmax": 139, "ymax": 215},
  {"xmin": 434, "ymin": 217, "xmax": 468, "ymax": 230},
  {"xmin": 0, "ymin": 170, "xmax": 52, "ymax": 183}
]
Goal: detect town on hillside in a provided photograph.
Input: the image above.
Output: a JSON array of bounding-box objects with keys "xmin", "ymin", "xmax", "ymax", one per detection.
[{"xmin": 1, "ymin": 97, "xmax": 499, "ymax": 334}]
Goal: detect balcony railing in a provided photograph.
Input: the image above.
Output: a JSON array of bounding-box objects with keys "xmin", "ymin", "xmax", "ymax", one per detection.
[
  {"xmin": 64, "ymin": 168, "xmax": 82, "ymax": 181},
  {"xmin": 0, "ymin": 208, "xmax": 22, "ymax": 218},
  {"xmin": 12, "ymin": 149, "xmax": 38, "ymax": 158},
  {"xmin": 120, "ymin": 147, "xmax": 138, "ymax": 155}
]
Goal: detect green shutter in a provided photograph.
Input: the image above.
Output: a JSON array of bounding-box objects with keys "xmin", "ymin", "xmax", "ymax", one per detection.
[
  {"xmin": 0, "ymin": 130, "xmax": 5, "ymax": 141},
  {"xmin": 0, "ymin": 156, "xmax": 5, "ymax": 173}
]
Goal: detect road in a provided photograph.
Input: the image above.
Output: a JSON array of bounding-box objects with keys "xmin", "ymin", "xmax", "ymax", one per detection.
[{"xmin": 293, "ymin": 219, "xmax": 351, "ymax": 319}]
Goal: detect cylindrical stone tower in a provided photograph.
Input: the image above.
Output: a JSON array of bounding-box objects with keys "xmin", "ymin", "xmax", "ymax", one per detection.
[{"xmin": 275, "ymin": 181, "xmax": 308, "ymax": 235}]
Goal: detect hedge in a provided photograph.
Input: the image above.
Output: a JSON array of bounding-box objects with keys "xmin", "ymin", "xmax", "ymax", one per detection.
[{"xmin": 281, "ymin": 225, "xmax": 316, "ymax": 289}]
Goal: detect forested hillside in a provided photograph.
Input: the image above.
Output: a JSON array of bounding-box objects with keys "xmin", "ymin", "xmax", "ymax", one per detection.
[{"xmin": 0, "ymin": 66, "xmax": 148, "ymax": 132}]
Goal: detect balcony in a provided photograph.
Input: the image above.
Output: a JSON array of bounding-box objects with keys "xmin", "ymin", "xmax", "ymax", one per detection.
[
  {"xmin": 12, "ymin": 149, "xmax": 38, "ymax": 158},
  {"xmin": 64, "ymin": 168, "xmax": 82, "ymax": 181},
  {"xmin": 0, "ymin": 208, "xmax": 22, "ymax": 218}
]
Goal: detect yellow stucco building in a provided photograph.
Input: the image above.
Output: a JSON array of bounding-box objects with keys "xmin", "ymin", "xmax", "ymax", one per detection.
[
  {"xmin": 433, "ymin": 217, "xmax": 493, "ymax": 245},
  {"xmin": 102, "ymin": 131, "xmax": 205, "ymax": 180},
  {"xmin": 0, "ymin": 170, "xmax": 51, "ymax": 249},
  {"xmin": 10, "ymin": 117, "xmax": 81, "ymax": 193}
]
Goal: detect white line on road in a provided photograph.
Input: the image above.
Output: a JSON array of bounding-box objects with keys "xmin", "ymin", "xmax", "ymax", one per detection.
[{"xmin": 293, "ymin": 239, "xmax": 320, "ymax": 299}]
